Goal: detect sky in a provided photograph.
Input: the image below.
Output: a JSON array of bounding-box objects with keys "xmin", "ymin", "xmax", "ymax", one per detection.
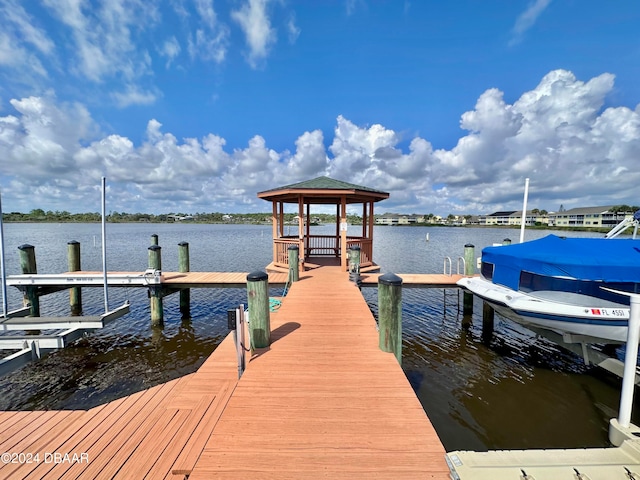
[{"xmin": 0, "ymin": 0, "xmax": 639, "ymax": 216}]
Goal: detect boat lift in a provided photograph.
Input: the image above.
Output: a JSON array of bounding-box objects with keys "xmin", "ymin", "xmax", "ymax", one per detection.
[
  {"xmin": 0, "ymin": 178, "xmax": 130, "ymax": 376},
  {"xmin": 605, "ymin": 209, "xmax": 640, "ymax": 239}
]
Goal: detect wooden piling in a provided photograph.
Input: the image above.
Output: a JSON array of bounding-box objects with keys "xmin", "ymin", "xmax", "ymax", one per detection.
[
  {"xmin": 67, "ymin": 240, "xmax": 82, "ymax": 315},
  {"xmin": 178, "ymin": 241, "xmax": 190, "ymax": 319},
  {"xmin": 503, "ymin": 238, "xmax": 512, "ymax": 246},
  {"xmin": 287, "ymin": 245, "xmax": 299, "ymax": 282},
  {"xmin": 151, "ymin": 234, "xmax": 159, "ymax": 246},
  {"xmin": 148, "ymin": 245, "xmax": 163, "ymax": 326},
  {"xmin": 482, "ymin": 301, "xmax": 495, "ymax": 343},
  {"xmin": 18, "ymin": 244, "xmax": 39, "ymax": 316},
  {"xmin": 463, "ymin": 243, "xmax": 474, "ymax": 316},
  {"xmin": 247, "ymin": 271, "xmax": 270, "ymax": 349},
  {"xmin": 378, "ymin": 272, "xmax": 402, "ymax": 365}
]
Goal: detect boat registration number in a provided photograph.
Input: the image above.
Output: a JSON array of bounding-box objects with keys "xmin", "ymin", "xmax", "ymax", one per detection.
[{"xmin": 591, "ymin": 308, "xmax": 627, "ymax": 317}]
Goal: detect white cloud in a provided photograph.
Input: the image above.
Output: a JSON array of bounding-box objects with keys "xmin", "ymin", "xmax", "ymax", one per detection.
[
  {"xmin": 41, "ymin": 0, "xmax": 155, "ymax": 83},
  {"xmin": 287, "ymin": 13, "xmax": 301, "ymax": 44},
  {"xmin": 111, "ymin": 85, "xmax": 159, "ymax": 108},
  {"xmin": 231, "ymin": 0, "xmax": 276, "ymax": 69},
  {"xmin": 188, "ymin": 0, "xmax": 229, "ymax": 64},
  {"xmin": 1, "ymin": 69, "xmax": 639, "ymax": 215},
  {"xmin": 159, "ymin": 37, "xmax": 181, "ymax": 68},
  {"xmin": 509, "ymin": 0, "xmax": 552, "ymax": 46}
]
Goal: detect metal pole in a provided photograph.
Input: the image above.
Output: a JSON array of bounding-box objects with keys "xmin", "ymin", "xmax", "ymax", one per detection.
[
  {"xmin": 0, "ymin": 189, "xmax": 7, "ymax": 317},
  {"xmin": 619, "ymin": 294, "xmax": 640, "ymax": 428},
  {"xmin": 101, "ymin": 177, "xmax": 109, "ymax": 313},
  {"xmin": 519, "ymin": 177, "xmax": 529, "ymax": 243}
]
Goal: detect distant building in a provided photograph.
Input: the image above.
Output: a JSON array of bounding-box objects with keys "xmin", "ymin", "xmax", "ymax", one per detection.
[
  {"xmin": 375, "ymin": 213, "xmax": 424, "ymax": 225},
  {"xmin": 479, "ymin": 210, "xmax": 548, "ymax": 226},
  {"xmin": 548, "ymin": 206, "xmax": 631, "ymax": 228}
]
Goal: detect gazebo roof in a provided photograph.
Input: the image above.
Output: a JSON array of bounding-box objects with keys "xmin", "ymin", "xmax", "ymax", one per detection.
[{"xmin": 257, "ymin": 176, "xmax": 389, "ymax": 204}]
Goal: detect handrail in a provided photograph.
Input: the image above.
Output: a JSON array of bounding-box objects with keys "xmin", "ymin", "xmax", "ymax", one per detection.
[
  {"xmin": 443, "ymin": 256, "xmax": 452, "ymax": 276},
  {"xmin": 456, "ymin": 257, "xmax": 466, "ymax": 275}
]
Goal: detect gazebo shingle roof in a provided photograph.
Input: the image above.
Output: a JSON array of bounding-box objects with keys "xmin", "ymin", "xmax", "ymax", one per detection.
[{"xmin": 257, "ymin": 176, "xmax": 389, "ymax": 204}]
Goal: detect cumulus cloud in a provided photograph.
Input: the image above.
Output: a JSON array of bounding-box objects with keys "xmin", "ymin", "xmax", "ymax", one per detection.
[{"xmin": 1, "ymin": 69, "xmax": 639, "ymax": 215}]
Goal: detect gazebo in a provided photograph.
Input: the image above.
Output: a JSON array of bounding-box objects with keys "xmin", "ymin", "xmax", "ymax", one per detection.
[{"xmin": 257, "ymin": 176, "xmax": 389, "ymax": 272}]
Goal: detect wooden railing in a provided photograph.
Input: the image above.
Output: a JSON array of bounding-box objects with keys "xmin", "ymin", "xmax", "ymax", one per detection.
[
  {"xmin": 274, "ymin": 237, "xmax": 300, "ymax": 268},
  {"xmin": 347, "ymin": 237, "xmax": 373, "ymax": 267},
  {"xmin": 273, "ymin": 236, "xmax": 373, "ymax": 268},
  {"xmin": 305, "ymin": 235, "xmax": 339, "ymax": 257}
]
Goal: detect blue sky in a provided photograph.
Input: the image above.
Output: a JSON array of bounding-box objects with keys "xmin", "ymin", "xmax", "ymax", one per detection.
[{"xmin": 0, "ymin": 0, "xmax": 639, "ymax": 216}]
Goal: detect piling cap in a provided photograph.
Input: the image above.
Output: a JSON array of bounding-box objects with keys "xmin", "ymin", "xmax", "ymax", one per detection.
[
  {"xmin": 148, "ymin": 245, "xmax": 161, "ymax": 251},
  {"xmin": 349, "ymin": 245, "xmax": 361, "ymax": 251},
  {"xmin": 178, "ymin": 241, "xmax": 189, "ymax": 246},
  {"xmin": 67, "ymin": 240, "xmax": 80, "ymax": 245},
  {"xmin": 247, "ymin": 271, "xmax": 268, "ymax": 282},
  {"xmin": 464, "ymin": 243, "xmax": 474, "ymax": 248},
  {"xmin": 378, "ymin": 273, "xmax": 402, "ymax": 286},
  {"xmin": 287, "ymin": 244, "xmax": 299, "ymax": 250},
  {"xmin": 18, "ymin": 244, "xmax": 34, "ymax": 250}
]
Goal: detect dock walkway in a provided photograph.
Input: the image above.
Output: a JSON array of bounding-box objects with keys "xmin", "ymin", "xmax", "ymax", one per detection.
[{"xmin": 0, "ymin": 265, "xmax": 449, "ymax": 479}]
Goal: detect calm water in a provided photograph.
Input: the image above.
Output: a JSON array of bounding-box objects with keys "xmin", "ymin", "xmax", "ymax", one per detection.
[{"xmin": 0, "ymin": 223, "xmax": 632, "ymax": 451}]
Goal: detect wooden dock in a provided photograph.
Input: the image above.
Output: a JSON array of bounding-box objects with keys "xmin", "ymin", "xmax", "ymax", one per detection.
[{"xmin": 0, "ymin": 264, "xmax": 450, "ymax": 479}]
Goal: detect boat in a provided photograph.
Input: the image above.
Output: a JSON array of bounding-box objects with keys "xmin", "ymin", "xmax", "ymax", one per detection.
[{"xmin": 458, "ymin": 230, "xmax": 640, "ymax": 343}]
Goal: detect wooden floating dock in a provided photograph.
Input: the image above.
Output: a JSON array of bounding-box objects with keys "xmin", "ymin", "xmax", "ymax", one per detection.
[{"xmin": 0, "ymin": 264, "xmax": 450, "ymax": 479}]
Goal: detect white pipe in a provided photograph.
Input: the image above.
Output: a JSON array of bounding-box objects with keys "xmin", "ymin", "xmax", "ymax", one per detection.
[
  {"xmin": 619, "ymin": 293, "xmax": 640, "ymax": 428},
  {"xmin": 0, "ymin": 189, "xmax": 7, "ymax": 317},
  {"xmin": 519, "ymin": 178, "xmax": 529, "ymax": 243},
  {"xmin": 101, "ymin": 177, "xmax": 109, "ymax": 313}
]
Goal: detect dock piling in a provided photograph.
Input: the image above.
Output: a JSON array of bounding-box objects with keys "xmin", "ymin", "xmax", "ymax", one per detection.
[
  {"xmin": 378, "ymin": 273, "xmax": 402, "ymax": 365},
  {"xmin": 151, "ymin": 234, "xmax": 159, "ymax": 246},
  {"xmin": 178, "ymin": 241, "xmax": 190, "ymax": 319},
  {"xmin": 148, "ymin": 245, "xmax": 163, "ymax": 326},
  {"xmin": 247, "ymin": 271, "xmax": 270, "ymax": 349},
  {"xmin": 482, "ymin": 301, "xmax": 495, "ymax": 343},
  {"xmin": 287, "ymin": 245, "xmax": 299, "ymax": 282},
  {"xmin": 67, "ymin": 240, "xmax": 82, "ymax": 315},
  {"xmin": 463, "ymin": 244, "xmax": 475, "ymax": 317},
  {"xmin": 348, "ymin": 245, "xmax": 361, "ymax": 285},
  {"xmin": 18, "ymin": 244, "xmax": 39, "ymax": 316}
]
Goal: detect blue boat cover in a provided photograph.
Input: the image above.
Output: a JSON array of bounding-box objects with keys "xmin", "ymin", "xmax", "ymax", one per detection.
[{"xmin": 483, "ymin": 234, "xmax": 640, "ymax": 291}]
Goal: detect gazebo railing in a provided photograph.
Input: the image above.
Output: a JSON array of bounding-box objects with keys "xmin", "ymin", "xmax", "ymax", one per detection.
[
  {"xmin": 306, "ymin": 235, "xmax": 339, "ymax": 257},
  {"xmin": 273, "ymin": 235, "xmax": 373, "ymax": 268},
  {"xmin": 274, "ymin": 237, "xmax": 300, "ymax": 268},
  {"xmin": 347, "ymin": 237, "xmax": 373, "ymax": 267}
]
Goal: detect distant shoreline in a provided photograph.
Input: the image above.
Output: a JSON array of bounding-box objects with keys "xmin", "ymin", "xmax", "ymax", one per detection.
[{"xmin": 1, "ymin": 217, "xmax": 613, "ymax": 234}]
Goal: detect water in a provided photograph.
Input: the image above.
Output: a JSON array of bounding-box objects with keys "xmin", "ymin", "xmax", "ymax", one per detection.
[{"xmin": 0, "ymin": 223, "xmax": 632, "ymax": 451}]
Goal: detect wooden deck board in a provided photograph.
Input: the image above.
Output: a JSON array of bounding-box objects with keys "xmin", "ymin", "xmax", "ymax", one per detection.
[
  {"xmin": 1, "ymin": 265, "xmax": 449, "ymax": 479},
  {"xmin": 59, "ymin": 379, "xmax": 183, "ymax": 480},
  {"xmin": 188, "ymin": 265, "xmax": 449, "ymax": 479}
]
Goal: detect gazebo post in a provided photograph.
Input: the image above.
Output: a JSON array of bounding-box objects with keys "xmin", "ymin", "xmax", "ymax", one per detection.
[
  {"xmin": 271, "ymin": 201, "xmax": 278, "ymax": 262},
  {"xmin": 362, "ymin": 203, "xmax": 367, "ymax": 239},
  {"xmin": 335, "ymin": 204, "xmax": 340, "ymax": 258},
  {"xmin": 340, "ymin": 195, "xmax": 347, "ymax": 271},
  {"xmin": 298, "ymin": 195, "xmax": 304, "ymax": 258}
]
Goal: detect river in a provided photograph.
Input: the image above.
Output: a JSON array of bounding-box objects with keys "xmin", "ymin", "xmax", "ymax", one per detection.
[{"xmin": 0, "ymin": 222, "xmax": 632, "ymax": 452}]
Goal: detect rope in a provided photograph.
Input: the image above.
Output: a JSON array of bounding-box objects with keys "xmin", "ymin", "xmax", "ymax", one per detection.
[{"xmin": 268, "ymin": 267, "xmax": 293, "ymax": 312}]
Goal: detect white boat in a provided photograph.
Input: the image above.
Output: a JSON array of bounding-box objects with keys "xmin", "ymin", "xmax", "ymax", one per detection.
[{"xmin": 458, "ymin": 225, "xmax": 640, "ymax": 343}]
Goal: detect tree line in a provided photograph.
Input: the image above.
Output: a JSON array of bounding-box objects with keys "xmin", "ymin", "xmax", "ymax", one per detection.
[{"xmin": 2, "ymin": 209, "xmax": 363, "ymax": 224}]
